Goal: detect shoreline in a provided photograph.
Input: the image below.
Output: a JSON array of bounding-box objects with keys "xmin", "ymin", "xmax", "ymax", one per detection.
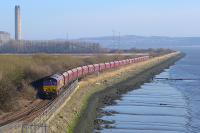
[
  {"xmin": 47, "ymin": 52, "xmax": 184, "ymax": 133},
  {"xmin": 74, "ymin": 53, "xmax": 184, "ymax": 133}
]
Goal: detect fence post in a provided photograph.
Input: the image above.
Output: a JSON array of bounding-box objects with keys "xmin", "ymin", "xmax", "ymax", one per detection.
[
  {"xmin": 45, "ymin": 124, "xmax": 47, "ymax": 133},
  {"xmin": 21, "ymin": 124, "xmax": 23, "ymax": 133}
]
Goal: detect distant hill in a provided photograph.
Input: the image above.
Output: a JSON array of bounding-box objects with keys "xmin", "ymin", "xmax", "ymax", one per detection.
[{"xmin": 79, "ymin": 35, "xmax": 200, "ymax": 49}]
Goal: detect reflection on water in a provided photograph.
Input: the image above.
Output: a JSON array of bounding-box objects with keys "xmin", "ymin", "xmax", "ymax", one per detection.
[
  {"xmin": 169, "ymin": 48, "xmax": 200, "ymax": 133},
  {"xmin": 95, "ymin": 48, "xmax": 200, "ymax": 133},
  {"xmin": 95, "ymin": 71, "xmax": 189, "ymax": 133}
]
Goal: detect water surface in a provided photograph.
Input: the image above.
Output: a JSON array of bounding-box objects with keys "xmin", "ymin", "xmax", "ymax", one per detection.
[{"xmin": 95, "ymin": 48, "xmax": 200, "ymax": 133}]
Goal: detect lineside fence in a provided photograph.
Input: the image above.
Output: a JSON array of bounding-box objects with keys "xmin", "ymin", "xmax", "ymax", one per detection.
[
  {"xmin": 0, "ymin": 80, "xmax": 79, "ymax": 133},
  {"xmin": 33, "ymin": 80, "xmax": 78, "ymax": 124}
]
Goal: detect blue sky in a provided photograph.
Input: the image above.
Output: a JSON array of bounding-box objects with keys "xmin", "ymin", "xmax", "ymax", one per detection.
[{"xmin": 1, "ymin": 0, "xmax": 200, "ymax": 39}]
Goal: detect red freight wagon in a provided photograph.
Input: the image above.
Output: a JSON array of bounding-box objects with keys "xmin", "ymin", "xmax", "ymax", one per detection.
[
  {"xmin": 125, "ymin": 59, "xmax": 128, "ymax": 65},
  {"xmin": 134, "ymin": 58, "xmax": 137, "ymax": 63},
  {"xmin": 76, "ymin": 67, "xmax": 83, "ymax": 78},
  {"xmin": 105, "ymin": 63, "xmax": 111, "ymax": 69},
  {"xmin": 94, "ymin": 64, "xmax": 100, "ymax": 72},
  {"xmin": 118, "ymin": 61, "xmax": 120, "ymax": 66},
  {"xmin": 130, "ymin": 59, "xmax": 134, "ymax": 64},
  {"xmin": 62, "ymin": 72, "xmax": 69, "ymax": 84},
  {"xmin": 130, "ymin": 59, "xmax": 134, "ymax": 63},
  {"xmin": 110, "ymin": 62, "xmax": 115, "ymax": 68},
  {"xmin": 82, "ymin": 66, "xmax": 88, "ymax": 76},
  {"xmin": 131, "ymin": 59, "xmax": 133, "ymax": 63},
  {"xmin": 136, "ymin": 57, "xmax": 139, "ymax": 62},
  {"xmin": 125, "ymin": 59, "xmax": 129, "ymax": 64},
  {"xmin": 127, "ymin": 59, "xmax": 131, "ymax": 64},
  {"xmin": 122, "ymin": 60, "xmax": 126, "ymax": 65},
  {"xmin": 99, "ymin": 63, "xmax": 106, "ymax": 71},
  {"xmin": 133, "ymin": 58, "xmax": 136, "ymax": 63},
  {"xmin": 67, "ymin": 70, "xmax": 73, "ymax": 83},
  {"xmin": 119, "ymin": 60, "xmax": 124, "ymax": 66},
  {"xmin": 88, "ymin": 65, "xmax": 95, "ymax": 73},
  {"xmin": 114, "ymin": 61, "xmax": 119, "ymax": 68},
  {"xmin": 126, "ymin": 59, "xmax": 129, "ymax": 64},
  {"xmin": 141, "ymin": 57, "xmax": 144, "ymax": 61},
  {"xmin": 119, "ymin": 60, "xmax": 122, "ymax": 66},
  {"xmin": 131, "ymin": 58, "xmax": 135, "ymax": 63},
  {"xmin": 71, "ymin": 68, "xmax": 78, "ymax": 80},
  {"xmin": 137, "ymin": 57, "xmax": 140, "ymax": 62},
  {"xmin": 142, "ymin": 57, "xmax": 145, "ymax": 61},
  {"xmin": 139, "ymin": 57, "xmax": 142, "ymax": 61},
  {"xmin": 129, "ymin": 59, "xmax": 132, "ymax": 63},
  {"xmin": 123, "ymin": 60, "xmax": 127, "ymax": 65}
]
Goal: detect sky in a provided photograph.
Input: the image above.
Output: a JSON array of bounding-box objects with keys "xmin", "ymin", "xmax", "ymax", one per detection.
[{"xmin": 1, "ymin": 0, "xmax": 200, "ymax": 40}]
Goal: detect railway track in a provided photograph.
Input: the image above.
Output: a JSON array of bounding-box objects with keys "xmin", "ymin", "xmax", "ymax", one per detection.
[
  {"xmin": 0, "ymin": 80, "xmax": 78, "ymax": 128},
  {"xmin": 0, "ymin": 55, "xmax": 150, "ymax": 128},
  {"xmin": 0, "ymin": 99, "xmax": 54, "ymax": 126}
]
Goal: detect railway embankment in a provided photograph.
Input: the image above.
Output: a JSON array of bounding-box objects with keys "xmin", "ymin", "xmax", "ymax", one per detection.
[{"xmin": 47, "ymin": 52, "xmax": 184, "ymax": 133}]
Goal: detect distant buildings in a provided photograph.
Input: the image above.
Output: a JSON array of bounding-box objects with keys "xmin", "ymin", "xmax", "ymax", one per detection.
[
  {"xmin": 0, "ymin": 5, "xmax": 22, "ymax": 43},
  {"xmin": 15, "ymin": 5, "xmax": 21, "ymax": 40},
  {"xmin": 0, "ymin": 31, "xmax": 10, "ymax": 44}
]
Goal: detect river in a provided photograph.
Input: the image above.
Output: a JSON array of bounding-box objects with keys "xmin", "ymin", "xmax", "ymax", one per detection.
[{"xmin": 94, "ymin": 47, "xmax": 200, "ymax": 133}]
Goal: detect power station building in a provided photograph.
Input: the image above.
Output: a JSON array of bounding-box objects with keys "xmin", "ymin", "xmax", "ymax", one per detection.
[
  {"xmin": 15, "ymin": 5, "xmax": 21, "ymax": 40},
  {"xmin": 0, "ymin": 31, "xmax": 10, "ymax": 44}
]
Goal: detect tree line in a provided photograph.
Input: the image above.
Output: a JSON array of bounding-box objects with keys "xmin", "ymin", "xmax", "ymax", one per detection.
[{"xmin": 0, "ymin": 40, "xmax": 107, "ymax": 53}]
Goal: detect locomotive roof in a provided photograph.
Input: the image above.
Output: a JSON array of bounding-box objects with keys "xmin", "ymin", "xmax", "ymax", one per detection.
[
  {"xmin": 49, "ymin": 74, "xmax": 63, "ymax": 81},
  {"xmin": 71, "ymin": 68, "xmax": 78, "ymax": 71}
]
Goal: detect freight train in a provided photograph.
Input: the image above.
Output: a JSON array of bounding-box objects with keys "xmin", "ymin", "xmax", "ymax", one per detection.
[{"xmin": 42, "ymin": 55, "xmax": 150, "ymax": 98}]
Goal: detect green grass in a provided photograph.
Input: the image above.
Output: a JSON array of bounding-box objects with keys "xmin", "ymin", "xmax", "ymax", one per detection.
[
  {"xmin": 0, "ymin": 54, "xmax": 131, "ymax": 113},
  {"xmin": 67, "ymin": 87, "xmax": 99, "ymax": 133}
]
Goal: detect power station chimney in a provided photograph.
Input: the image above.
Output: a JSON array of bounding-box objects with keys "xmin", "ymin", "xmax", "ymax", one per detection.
[{"xmin": 15, "ymin": 5, "xmax": 21, "ymax": 40}]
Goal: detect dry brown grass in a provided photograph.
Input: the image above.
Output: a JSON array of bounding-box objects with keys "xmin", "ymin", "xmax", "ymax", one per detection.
[{"xmin": 0, "ymin": 54, "xmax": 132, "ymax": 114}]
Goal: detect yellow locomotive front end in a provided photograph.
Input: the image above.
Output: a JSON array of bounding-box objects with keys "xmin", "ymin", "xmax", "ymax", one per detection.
[{"xmin": 43, "ymin": 74, "xmax": 65, "ymax": 98}]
